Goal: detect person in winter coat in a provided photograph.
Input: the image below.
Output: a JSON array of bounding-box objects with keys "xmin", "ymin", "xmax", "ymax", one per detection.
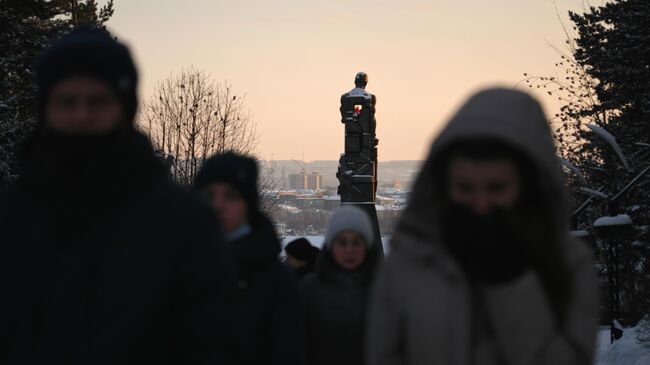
[
  {"xmin": 284, "ymin": 238, "xmax": 320, "ymax": 279},
  {"xmin": 301, "ymin": 206, "xmax": 380, "ymax": 365},
  {"xmin": 367, "ymin": 88, "xmax": 598, "ymax": 365},
  {"xmin": 194, "ymin": 152, "xmax": 304, "ymax": 365},
  {"xmin": 0, "ymin": 28, "xmax": 236, "ymax": 364}
]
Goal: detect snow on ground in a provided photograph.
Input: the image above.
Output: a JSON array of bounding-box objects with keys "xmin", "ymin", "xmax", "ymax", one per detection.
[
  {"xmin": 594, "ymin": 325, "xmax": 650, "ymax": 365},
  {"xmin": 281, "ymin": 236, "xmax": 392, "ymax": 253}
]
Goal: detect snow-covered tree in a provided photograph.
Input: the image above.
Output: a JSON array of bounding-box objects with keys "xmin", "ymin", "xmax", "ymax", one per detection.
[
  {"xmin": 525, "ymin": 0, "xmax": 650, "ymax": 326},
  {"xmin": 0, "ymin": 0, "xmax": 114, "ymax": 188}
]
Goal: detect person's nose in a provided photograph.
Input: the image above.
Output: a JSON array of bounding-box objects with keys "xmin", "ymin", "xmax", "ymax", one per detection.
[
  {"xmin": 470, "ymin": 193, "xmax": 491, "ymax": 215},
  {"xmin": 211, "ymin": 195, "xmax": 225, "ymax": 212},
  {"xmin": 72, "ymin": 103, "xmax": 91, "ymax": 127}
]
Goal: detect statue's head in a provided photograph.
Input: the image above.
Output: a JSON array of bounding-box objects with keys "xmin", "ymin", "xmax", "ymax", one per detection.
[{"xmin": 355, "ymin": 72, "xmax": 368, "ymax": 88}]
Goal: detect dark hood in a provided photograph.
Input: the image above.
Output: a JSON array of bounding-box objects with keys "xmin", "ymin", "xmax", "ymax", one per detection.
[{"xmin": 393, "ymin": 88, "xmax": 569, "ymax": 265}]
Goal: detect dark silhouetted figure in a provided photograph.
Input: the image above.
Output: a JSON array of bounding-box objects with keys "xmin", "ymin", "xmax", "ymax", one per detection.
[
  {"xmin": 367, "ymin": 88, "xmax": 598, "ymax": 365},
  {"xmin": 195, "ymin": 152, "xmax": 305, "ymax": 365},
  {"xmin": 337, "ymin": 72, "xmax": 383, "ymax": 254},
  {"xmin": 284, "ymin": 238, "xmax": 319, "ymax": 279},
  {"xmin": 0, "ymin": 29, "xmax": 236, "ymax": 364}
]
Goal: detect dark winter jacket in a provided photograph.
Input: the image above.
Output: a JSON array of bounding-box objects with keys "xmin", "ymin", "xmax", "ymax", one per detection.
[
  {"xmin": 300, "ymin": 244, "xmax": 380, "ymax": 365},
  {"xmin": 293, "ymin": 263, "xmax": 316, "ymax": 280},
  {"xmin": 0, "ymin": 128, "xmax": 237, "ymax": 365},
  {"xmin": 226, "ymin": 216, "xmax": 304, "ymax": 365}
]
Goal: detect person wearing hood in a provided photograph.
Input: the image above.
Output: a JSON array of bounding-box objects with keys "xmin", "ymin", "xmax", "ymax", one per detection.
[
  {"xmin": 194, "ymin": 152, "xmax": 304, "ymax": 365},
  {"xmin": 284, "ymin": 238, "xmax": 320, "ymax": 279},
  {"xmin": 367, "ymin": 88, "xmax": 598, "ymax": 365},
  {"xmin": 0, "ymin": 28, "xmax": 236, "ymax": 364},
  {"xmin": 301, "ymin": 206, "xmax": 380, "ymax": 365}
]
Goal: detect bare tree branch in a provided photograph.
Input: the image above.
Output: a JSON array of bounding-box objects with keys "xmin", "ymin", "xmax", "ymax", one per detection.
[{"xmin": 137, "ymin": 67, "xmax": 258, "ymax": 186}]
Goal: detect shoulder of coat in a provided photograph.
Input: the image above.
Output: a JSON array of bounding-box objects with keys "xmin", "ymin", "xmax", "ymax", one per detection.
[
  {"xmin": 384, "ymin": 239, "xmax": 464, "ymax": 286},
  {"xmin": 274, "ymin": 261, "xmax": 300, "ymax": 284},
  {"xmin": 299, "ymin": 272, "xmax": 319, "ymax": 290},
  {"xmin": 299, "ymin": 273, "xmax": 331, "ymax": 304},
  {"xmin": 563, "ymin": 235, "xmax": 594, "ymax": 268}
]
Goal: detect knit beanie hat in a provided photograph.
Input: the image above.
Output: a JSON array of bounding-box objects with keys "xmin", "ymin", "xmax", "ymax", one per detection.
[
  {"xmin": 36, "ymin": 27, "xmax": 139, "ymax": 124},
  {"xmin": 324, "ymin": 206, "xmax": 374, "ymax": 249},
  {"xmin": 285, "ymin": 238, "xmax": 319, "ymax": 262},
  {"xmin": 194, "ymin": 152, "xmax": 260, "ymax": 220}
]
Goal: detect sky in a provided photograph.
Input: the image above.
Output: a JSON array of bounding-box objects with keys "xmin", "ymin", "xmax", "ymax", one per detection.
[{"xmin": 102, "ymin": 0, "xmax": 592, "ymax": 161}]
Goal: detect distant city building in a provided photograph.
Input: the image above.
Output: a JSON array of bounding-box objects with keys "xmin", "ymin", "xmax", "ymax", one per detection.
[
  {"xmin": 323, "ymin": 195, "xmax": 341, "ymax": 211},
  {"xmin": 376, "ymin": 195, "xmax": 396, "ymax": 206},
  {"xmin": 288, "ymin": 171, "xmax": 322, "ymax": 191},
  {"xmin": 307, "ymin": 172, "xmax": 322, "ymax": 191},
  {"xmin": 277, "ymin": 191, "xmax": 299, "ymax": 206},
  {"xmin": 297, "ymin": 197, "xmax": 325, "ymax": 211}
]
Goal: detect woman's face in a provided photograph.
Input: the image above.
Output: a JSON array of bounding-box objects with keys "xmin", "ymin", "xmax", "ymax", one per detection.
[
  {"xmin": 331, "ymin": 230, "xmax": 367, "ymax": 271},
  {"xmin": 203, "ymin": 182, "xmax": 248, "ymax": 234},
  {"xmin": 447, "ymin": 157, "xmax": 521, "ymax": 216}
]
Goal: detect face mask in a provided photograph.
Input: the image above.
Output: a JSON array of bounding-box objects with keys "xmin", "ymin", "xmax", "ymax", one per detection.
[
  {"xmin": 439, "ymin": 203, "xmax": 531, "ymax": 284},
  {"xmin": 40, "ymin": 127, "xmax": 124, "ymax": 161},
  {"xmin": 25, "ymin": 126, "xmax": 140, "ymax": 191}
]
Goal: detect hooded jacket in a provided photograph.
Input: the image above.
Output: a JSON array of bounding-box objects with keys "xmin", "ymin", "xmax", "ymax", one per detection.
[{"xmin": 366, "ymin": 88, "xmax": 598, "ymax": 365}]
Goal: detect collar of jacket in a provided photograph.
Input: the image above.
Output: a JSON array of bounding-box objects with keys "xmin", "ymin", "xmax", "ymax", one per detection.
[
  {"xmin": 226, "ymin": 223, "xmax": 252, "ymax": 242},
  {"xmin": 390, "ymin": 218, "xmax": 466, "ymax": 284},
  {"xmin": 314, "ymin": 243, "xmax": 380, "ymax": 288},
  {"xmin": 228, "ymin": 214, "xmax": 281, "ymax": 276}
]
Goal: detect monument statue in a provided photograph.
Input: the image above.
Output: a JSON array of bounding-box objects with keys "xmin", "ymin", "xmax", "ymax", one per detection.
[{"xmin": 337, "ymin": 72, "xmax": 382, "ymax": 253}]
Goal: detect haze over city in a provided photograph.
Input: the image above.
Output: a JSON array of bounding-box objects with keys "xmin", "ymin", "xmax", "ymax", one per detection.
[{"xmin": 103, "ymin": 0, "xmax": 587, "ymax": 162}]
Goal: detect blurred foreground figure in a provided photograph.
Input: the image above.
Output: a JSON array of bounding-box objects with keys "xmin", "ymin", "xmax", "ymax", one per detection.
[
  {"xmin": 195, "ymin": 152, "xmax": 304, "ymax": 365},
  {"xmin": 367, "ymin": 88, "xmax": 598, "ymax": 365},
  {"xmin": 302, "ymin": 206, "xmax": 380, "ymax": 365},
  {"xmin": 284, "ymin": 237, "xmax": 319, "ymax": 279},
  {"xmin": 0, "ymin": 29, "xmax": 235, "ymax": 364}
]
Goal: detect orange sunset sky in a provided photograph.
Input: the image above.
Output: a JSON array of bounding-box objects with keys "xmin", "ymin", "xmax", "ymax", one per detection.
[{"xmin": 102, "ymin": 0, "xmax": 592, "ymax": 161}]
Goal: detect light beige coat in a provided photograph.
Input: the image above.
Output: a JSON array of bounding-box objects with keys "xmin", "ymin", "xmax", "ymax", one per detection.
[{"xmin": 366, "ymin": 88, "xmax": 598, "ymax": 365}]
